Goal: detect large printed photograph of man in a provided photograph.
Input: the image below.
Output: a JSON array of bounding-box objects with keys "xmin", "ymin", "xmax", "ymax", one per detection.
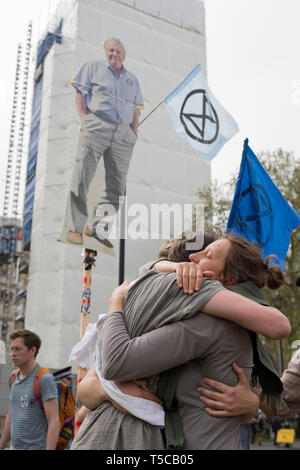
[{"xmin": 59, "ymin": 38, "xmax": 143, "ymax": 251}]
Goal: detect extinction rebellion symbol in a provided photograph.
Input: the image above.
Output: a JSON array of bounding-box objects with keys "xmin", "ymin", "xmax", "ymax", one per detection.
[
  {"xmin": 180, "ymin": 89, "xmax": 219, "ymax": 144},
  {"xmin": 233, "ymin": 184, "xmax": 274, "ymax": 248}
]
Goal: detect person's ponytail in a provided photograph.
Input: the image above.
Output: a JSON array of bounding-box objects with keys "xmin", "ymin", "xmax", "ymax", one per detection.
[
  {"xmin": 265, "ymin": 255, "xmax": 285, "ymax": 289},
  {"xmin": 223, "ymin": 235, "xmax": 285, "ymax": 289}
]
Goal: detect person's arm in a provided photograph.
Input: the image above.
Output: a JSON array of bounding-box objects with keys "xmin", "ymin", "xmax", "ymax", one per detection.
[
  {"xmin": 0, "ymin": 412, "xmax": 10, "ymax": 450},
  {"xmin": 139, "ymin": 258, "xmax": 212, "ymax": 294},
  {"xmin": 131, "ymin": 108, "xmax": 139, "ymax": 135},
  {"xmin": 75, "ymin": 91, "xmax": 87, "ymax": 119},
  {"xmin": 78, "ymin": 366, "xmax": 161, "ymax": 415},
  {"xmin": 197, "ymin": 360, "xmax": 300, "ymax": 422},
  {"xmin": 77, "ymin": 368, "xmax": 111, "ymax": 410},
  {"xmin": 75, "ymin": 405, "xmax": 89, "ymax": 425},
  {"xmin": 110, "ymin": 279, "xmax": 290, "ymax": 342},
  {"xmin": 139, "ymin": 258, "xmax": 213, "ymax": 294},
  {"xmin": 277, "ymin": 349, "xmax": 300, "ymax": 416},
  {"xmin": 102, "ymin": 288, "xmax": 262, "ymax": 420},
  {"xmin": 147, "ymin": 262, "xmax": 290, "ymax": 337},
  {"xmin": 258, "ymin": 349, "xmax": 300, "ymax": 418},
  {"xmin": 100, "ymin": 311, "xmax": 259, "ymax": 421},
  {"xmin": 102, "ymin": 283, "xmax": 289, "ymax": 384},
  {"xmin": 152, "ymin": 260, "xmax": 215, "ymax": 293},
  {"xmin": 152, "ymin": 259, "xmax": 181, "ymax": 273},
  {"xmin": 132, "ymin": 78, "xmax": 143, "ymax": 135},
  {"xmin": 43, "ymin": 398, "xmax": 60, "ymax": 450},
  {"xmin": 100, "ymin": 309, "xmax": 226, "ymax": 382},
  {"xmin": 201, "ymin": 290, "xmax": 290, "ymax": 339},
  {"xmin": 138, "ymin": 259, "xmax": 169, "ymax": 277},
  {"xmin": 71, "ymin": 61, "xmax": 92, "ymax": 115}
]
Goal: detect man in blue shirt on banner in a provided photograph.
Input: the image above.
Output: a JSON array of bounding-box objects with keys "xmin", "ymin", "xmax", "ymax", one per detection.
[
  {"xmin": 63, "ymin": 38, "xmax": 143, "ymax": 248},
  {"xmin": 226, "ymin": 138, "xmax": 300, "ymax": 269}
]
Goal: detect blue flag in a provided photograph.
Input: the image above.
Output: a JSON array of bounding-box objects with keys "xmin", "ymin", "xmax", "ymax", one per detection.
[
  {"xmin": 164, "ymin": 65, "xmax": 239, "ymax": 161},
  {"xmin": 226, "ymin": 139, "xmax": 300, "ymax": 269}
]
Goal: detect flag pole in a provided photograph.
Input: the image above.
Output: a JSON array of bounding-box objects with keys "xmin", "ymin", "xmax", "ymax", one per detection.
[
  {"xmin": 118, "ymin": 188, "xmax": 127, "ymax": 285},
  {"xmin": 139, "ymin": 99, "xmax": 165, "ymax": 126},
  {"xmin": 139, "ymin": 66, "xmax": 200, "ymax": 126},
  {"xmin": 226, "ymin": 138, "xmax": 249, "ymax": 231},
  {"xmin": 74, "ymin": 248, "xmax": 97, "ymax": 435}
]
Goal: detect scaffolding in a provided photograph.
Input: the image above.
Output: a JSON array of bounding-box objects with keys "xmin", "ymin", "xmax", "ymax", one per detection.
[
  {"xmin": 3, "ymin": 45, "xmax": 22, "ymax": 218},
  {"xmin": 13, "ymin": 23, "xmax": 32, "ymax": 218},
  {"xmin": 0, "ymin": 218, "xmax": 22, "ymax": 341},
  {"xmin": 0, "ymin": 18, "xmax": 64, "ymax": 351},
  {"xmin": 0, "ymin": 23, "xmax": 32, "ymax": 349}
]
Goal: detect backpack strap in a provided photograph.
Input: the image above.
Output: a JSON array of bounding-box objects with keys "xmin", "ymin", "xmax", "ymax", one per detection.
[
  {"xmin": 64, "ymin": 384, "xmax": 68, "ymax": 411},
  {"xmin": 56, "ymin": 383, "xmax": 75, "ymax": 448},
  {"xmin": 62, "ymin": 385, "xmax": 74, "ymax": 425},
  {"xmin": 32, "ymin": 367, "xmax": 50, "ymax": 411},
  {"xmin": 9, "ymin": 369, "xmax": 20, "ymax": 389}
]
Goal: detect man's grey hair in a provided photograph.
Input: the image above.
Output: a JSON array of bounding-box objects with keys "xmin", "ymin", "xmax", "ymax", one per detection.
[{"xmin": 102, "ymin": 38, "xmax": 126, "ymax": 52}]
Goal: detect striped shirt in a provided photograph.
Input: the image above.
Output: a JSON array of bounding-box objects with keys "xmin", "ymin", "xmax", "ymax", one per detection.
[
  {"xmin": 9, "ymin": 364, "xmax": 58, "ymax": 450},
  {"xmin": 71, "ymin": 60, "xmax": 143, "ymax": 124}
]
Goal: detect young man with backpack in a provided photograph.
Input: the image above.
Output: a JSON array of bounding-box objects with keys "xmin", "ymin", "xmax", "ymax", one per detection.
[{"xmin": 0, "ymin": 329, "xmax": 60, "ymax": 450}]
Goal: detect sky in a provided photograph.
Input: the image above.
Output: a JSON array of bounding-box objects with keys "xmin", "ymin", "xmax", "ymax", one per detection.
[
  {"xmin": 0, "ymin": 0, "xmax": 299, "ymax": 216},
  {"xmin": 0, "ymin": 0, "xmax": 61, "ymax": 215},
  {"xmin": 206, "ymin": 0, "xmax": 300, "ymax": 183}
]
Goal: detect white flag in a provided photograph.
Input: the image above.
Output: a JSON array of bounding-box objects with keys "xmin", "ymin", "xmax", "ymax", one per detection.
[{"xmin": 164, "ymin": 65, "xmax": 239, "ymax": 161}]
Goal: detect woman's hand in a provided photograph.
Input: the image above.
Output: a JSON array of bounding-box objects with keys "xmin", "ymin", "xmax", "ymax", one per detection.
[
  {"xmin": 109, "ymin": 280, "xmax": 131, "ymax": 312},
  {"xmin": 175, "ymin": 262, "xmax": 215, "ymax": 294},
  {"xmin": 197, "ymin": 363, "xmax": 259, "ymax": 422}
]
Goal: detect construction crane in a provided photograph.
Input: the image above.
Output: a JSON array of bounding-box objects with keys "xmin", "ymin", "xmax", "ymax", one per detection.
[{"xmin": 0, "ymin": 23, "xmax": 32, "ymax": 344}]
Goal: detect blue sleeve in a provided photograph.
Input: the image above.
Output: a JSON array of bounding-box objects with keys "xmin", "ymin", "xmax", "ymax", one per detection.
[
  {"xmin": 71, "ymin": 62, "xmax": 92, "ymax": 96},
  {"xmin": 40, "ymin": 373, "xmax": 58, "ymax": 403},
  {"xmin": 134, "ymin": 78, "xmax": 143, "ymax": 107}
]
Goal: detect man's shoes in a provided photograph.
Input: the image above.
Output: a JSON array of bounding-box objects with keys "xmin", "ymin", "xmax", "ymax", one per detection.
[
  {"xmin": 85, "ymin": 226, "xmax": 114, "ymax": 249},
  {"xmin": 67, "ymin": 231, "xmax": 83, "ymax": 245}
]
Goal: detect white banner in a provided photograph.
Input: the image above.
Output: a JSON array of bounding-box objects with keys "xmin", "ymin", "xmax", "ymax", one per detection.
[{"xmin": 164, "ymin": 65, "xmax": 239, "ymax": 161}]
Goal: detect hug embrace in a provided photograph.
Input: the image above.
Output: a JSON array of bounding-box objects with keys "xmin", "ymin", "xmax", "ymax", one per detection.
[{"xmin": 71, "ymin": 231, "xmax": 290, "ymax": 450}]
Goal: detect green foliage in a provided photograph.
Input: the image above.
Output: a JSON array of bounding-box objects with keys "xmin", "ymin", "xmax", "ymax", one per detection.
[
  {"xmin": 196, "ymin": 179, "xmax": 233, "ymax": 230},
  {"xmin": 197, "ymin": 149, "xmax": 300, "ymax": 369}
]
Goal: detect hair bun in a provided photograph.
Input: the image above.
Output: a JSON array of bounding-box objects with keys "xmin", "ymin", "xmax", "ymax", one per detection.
[{"xmin": 265, "ymin": 256, "xmax": 285, "ymax": 289}]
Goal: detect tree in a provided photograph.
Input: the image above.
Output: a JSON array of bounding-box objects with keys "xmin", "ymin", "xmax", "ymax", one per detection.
[{"xmin": 197, "ymin": 149, "xmax": 300, "ymax": 369}]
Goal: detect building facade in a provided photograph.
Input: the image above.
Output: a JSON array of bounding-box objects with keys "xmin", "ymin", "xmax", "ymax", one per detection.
[{"xmin": 23, "ymin": 0, "xmax": 209, "ymax": 368}]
